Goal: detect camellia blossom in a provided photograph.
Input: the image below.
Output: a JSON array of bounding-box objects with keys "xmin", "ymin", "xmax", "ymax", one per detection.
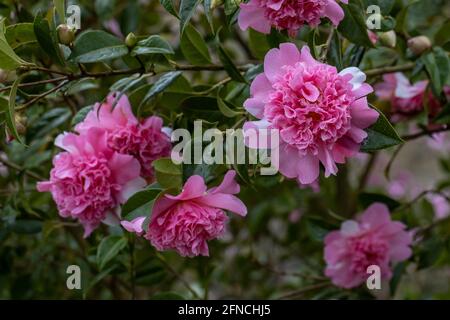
[
  {"xmin": 243, "ymin": 43, "xmax": 378, "ymax": 184},
  {"xmin": 76, "ymin": 93, "xmax": 172, "ymax": 180},
  {"xmin": 374, "ymin": 73, "xmax": 429, "ymax": 115},
  {"xmin": 324, "ymin": 203, "xmax": 412, "ymax": 288},
  {"xmin": 144, "ymin": 170, "xmax": 247, "ymax": 257},
  {"xmin": 238, "ymin": 0, "xmax": 348, "ymax": 37},
  {"xmin": 37, "ymin": 128, "xmax": 146, "ymax": 237}
]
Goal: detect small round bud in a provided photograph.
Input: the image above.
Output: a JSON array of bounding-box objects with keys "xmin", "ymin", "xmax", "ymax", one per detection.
[
  {"xmin": 0, "ymin": 69, "xmax": 7, "ymax": 83},
  {"xmin": 408, "ymin": 36, "xmax": 431, "ymax": 56},
  {"xmin": 14, "ymin": 114, "xmax": 27, "ymax": 135},
  {"xmin": 379, "ymin": 31, "xmax": 397, "ymax": 48},
  {"xmin": 125, "ymin": 32, "xmax": 138, "ymax": 48},
  {"xmin": 57, "ymin": 24, "xmax": 75, "ymax": 45}
]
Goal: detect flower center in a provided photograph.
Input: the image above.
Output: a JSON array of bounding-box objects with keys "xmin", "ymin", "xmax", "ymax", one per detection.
[{"xmin": 348, "ymin": 235, "xmax": 389, "ymax": 274}]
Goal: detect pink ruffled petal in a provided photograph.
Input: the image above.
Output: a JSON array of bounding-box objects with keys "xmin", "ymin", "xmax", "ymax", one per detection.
[
  {"xmin": 323, "ymin": 0, "xmax": 345, "ymax": 26},
  {"xmin": 238, "ymin": 2, "xmax": 271, "ymax": 34},
  {"xmin": 197, "ymin": 193, "xmax": 248, "ymax": 216},
  {"xmin": 264, "ymin": 43, "xmax": 301, "ymax": 83}
]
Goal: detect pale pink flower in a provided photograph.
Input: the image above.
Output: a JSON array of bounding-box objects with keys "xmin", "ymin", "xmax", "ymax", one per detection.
[
  {"xmin": 243, "ymin": 44, "xmax": 378, "ymax": 184},
  {"xmin": 121, "ymin": 217, "xmax": 146, "ymax": 235},
  {"xmin": 238, "ymin": 0, "xmax": 348, "ymax": 37},
  {"xmin": 324, "ymin": 203, "xmax": 412, "ymax": 289},
  {"xmin": 145, "ymin": 170, "xmax": 247, "ymax": 257},
  {"xmin": 368, "ymin": 30, "xmax": 378, "ymax": 45},
  {"xmin": 37, "ymin": 128, "xmax": 146, "ymax": 237},
  {"xmin": 76, "ymin": 93, "xmax": 172, "ymax": 180},
  {"xmin": 374, "ymin": 73, "xmax": 428, "ymax": 115}
]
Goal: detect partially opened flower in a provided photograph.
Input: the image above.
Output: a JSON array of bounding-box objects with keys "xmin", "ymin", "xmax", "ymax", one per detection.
[
  {"xmin": 76, "ymin": 93, "xmax": 172, "ymax": 180},
  {"xmin": 37, "ymin": 128, "xmax": 145, "ymax": 237},
  {"xmin": 145, "ymin": 170, "xmax": 247, "ymax": 257},
  {"xmin": 243, "ymin": 43, "xmax": 378, "ymax": 184},
  {"xmin": 238, "ymin": 0, "xmax": 348, "ymax": 37},
  {"xmin": 374, "ymin": 73, "xmax": 429, "ymax": 116},
  {"xmin": 324, "ymin": 203, "xmax": 412, "ymax": 289}
]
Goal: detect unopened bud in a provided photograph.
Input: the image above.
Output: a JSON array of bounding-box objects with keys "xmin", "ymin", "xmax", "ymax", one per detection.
[
  {"xmin": 57, "ymin": 24, "xmax": 75, "ymax": 45},
  {"xmin": 379, "ymin": 31, "xmax": 396, "ymax": 48},
  {"xmin": 14, "ymin": 114, "xmax": 27, "ymax": 135},
  {"xmin": 125, "ymin": 32, "xmax": 138, "ymax": 48},
  {"xmin": 0, "ymin": 69, "xmax": 7, "ymax": 83},
  {"xmin": 408, "ymin": 36, "xmax": 431, "ymax": 56},
  {"xmin": 211, "ymin": 0, "xmax": 224, "ymax": 9}
]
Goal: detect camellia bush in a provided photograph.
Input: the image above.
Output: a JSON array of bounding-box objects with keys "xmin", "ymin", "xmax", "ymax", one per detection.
[{"xmin": 0, "ymin": 0, "xmax": 449, "ymax": 300}]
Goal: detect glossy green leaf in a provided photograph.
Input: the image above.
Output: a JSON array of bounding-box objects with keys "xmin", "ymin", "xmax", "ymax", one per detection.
[
  {"xmin": 5, "ymin": 23, "xmax": 37, "ymax": 49},
  {"xmin": 131, "ymin": 35, "xmax": 174, "ymax": 56},
  {"xmin": 179, "ymin": 0, "xmax": 201, "ymax": 34},
  {"xmin": 33, "ymin": 13, "xmax": 64, "ymax": 65},
  {"xmin": 122, "ymin": 188, "xmax": 162, "ymax": 220},
  {"xmin": 69, "ymin": 30, "xmax": 128, "ymax": 63},
  {"xmin": 153, "ymin": 158, "xmax": 183, "ymax": 191},
  {"xmin": 96, "ymin": 236, "xmax": 128, "ymax": 270},
  {"xmin": 180, "ymin": 25, "xmax": 212, "ymax": 65},
  {"xmin": 338, "ymin": 0, "xmax": 374, "ymax": 48},
  {"xmin": 140, "ymin": 71, "xmax": 182, "ymax": 106},
  {"xmin": 160, "ymin": 0, "xmax": 179, "ymax": 18},
  {"xmin": 6, "ymin": 76, "xmax": 25, "ymax": 145}
]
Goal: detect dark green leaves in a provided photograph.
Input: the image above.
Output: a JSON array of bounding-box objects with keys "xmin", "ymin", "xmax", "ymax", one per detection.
[
  {"xmin": 33, "ymin": 13, "xmax": 64, "ymax": 65},
  {"xmin": 180, "ymin": 25, "xmax": 212, "ymax": 65},
  {"xmin": 122, "ymin": 188, "xmax": 162, "ymax": 220},
  {"xmin": 71, "ymin": 106, "xmax": 93, "ymax": 126},
  {"xmin": 5, "ymin": 23, "xmax": 37, "ymax": 50},
  {"xmin": 0, "ymin": 19, "xmax": 29, "ymax": 70},
  {"xmin": 141, "ymin": 71, "xmax": 182, "ymax": 106},
  {"xmin": 131, "ymin": 35, "xmax": 174, "ymax": 56},
  {"xmin": 69, "ymin": 30, "xmax": 128, "ymax": 63},
  {"xmin": 153, "ymin": 158, "xmax": 183, "ymax": 191},
  {"xmin": 96, "ymin": 236, "xmax": 127, "ymax": 270},
  {"xmin": 160, "ymin": 0, "xmax": 179, "ymax": 18},
  {"xmin": 338, "ymin": 0, "xmax": 374, "ymax": 48},
  {"xmin": 361, "ymin": 106, "xmax": 403, "ymax": 152},
  {"xmin": 422, "ymin": 47, "xmax": 450, "ymax": 97},
  {"xmin": 215, "ymin": 34, "xmax": 247, "ymax": 83},
  {"xmin": 179, "ymin": 0, "xmax": 202, "ymax": 34},
  {"xmin": 6, "ymin": 76, "xmax": 25, "ymax": 145}
]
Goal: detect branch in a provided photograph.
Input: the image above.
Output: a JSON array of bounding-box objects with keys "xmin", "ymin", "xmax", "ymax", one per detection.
[
  {"xmin": 0, "ymin": 157, "xmax": 45, "ymax": 181},
  {"xmin": 16, "ymin": 80, "xmax": 70, "ymax": 111},
  {"xmin": 0, "ymin": 77, "xmax": 67, "ymax": 93},
  {"xmin": 364, "ymin": 63, "xmax": 415, "ymax": 77},
  {"xmin": 401, "ymin": 126, "xmax": 450, "ymax": 141},
  {"xmin": 320, "ymin": 28, "xmax": 335, "ymax": 62},
  {"xmin": 276, "ymin": 282, "xmax": 331, "ymax": 300}
]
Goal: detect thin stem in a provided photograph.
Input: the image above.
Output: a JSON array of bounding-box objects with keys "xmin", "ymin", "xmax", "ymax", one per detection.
[
  {"xmin": 320, "ymin": 28, "xmax": 335, "ymax": 62},
  {"xmin": 402, "ymin": 126, "xmax": 450, "ymax": 141},
  {"xmin": 0, "ymin": 77, "xmax": 67, "ymax": 93},
  {"xmin": 0, "ymin": 157, "xmax": 45, "ymax": 181},
  {"xmin": 364, "ymin": 63, "xmax": 415, "ymax": 77},
  {"xmin": 16, "ymin": 80, "xmax": 69, "ymax": 111}
]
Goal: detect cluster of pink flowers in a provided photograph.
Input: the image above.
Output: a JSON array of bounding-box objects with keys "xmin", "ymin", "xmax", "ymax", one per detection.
[
  {"xmin": 122, "ymin": 170, "xmax": 247, "ymax": 257},
  {"xmin": 324, "ymin": 203, "xmax": 412, "ymax": 288},
  {"xmin": 243, "ymin": 43, "xmax": 378, "ymax": 184},
  {"xmin": 38, "ymin": 93, "xmax": 171, "ymax": 237},
  {"xmin": 374, "ymin": 73, "xmax": 450, "ymax": 120},
  {"xmin": 239, "ymin": 0, "xmax": 348, "ymax": 37}
]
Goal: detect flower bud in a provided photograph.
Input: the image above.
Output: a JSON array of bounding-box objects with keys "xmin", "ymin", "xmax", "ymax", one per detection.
[
  {"xmin": 211, "ymin": 0, "xmax": 224, "ymax": 9},
  {"xmin": 15, "ymin": 114, "xmax": 27, "ymax": 135},
  {"xmin": 408, "ymin": 36, "xmax": 431, "ymax": 56},
  {"xmin": 379, "ymin": 31, "xmax": 396, "ymax": 48},
  {"xmin": 125, "ymin": 32, "xmax": 137, "ymax": 48},
  {"xmin": 0, "ymin": 69, "xmax": 7, "ymax": 83},
  {"xmin": 57, "ymin": 24, "xmax": 75, "ymax": 45}
]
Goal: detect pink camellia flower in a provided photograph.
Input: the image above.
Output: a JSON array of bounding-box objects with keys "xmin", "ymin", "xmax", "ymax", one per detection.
[
  {"xmin": 145, "ymin": 170, "xmax": 247, "ymax": 257},
  {"xmin": 76, "ymin": 93, "xmax": 172, "ymax": 180},
  {"xmin": 243, "ymin": 43, "xmax": 378, "ymax": 184},
  {"xmin": 374, "ymin": 73, "xmax": 428, "ymax": 115},
  {"xmin": 238, "ymin": 0, "xmax": 348, "ymax": 37},
  {"xmin": 324, "ymin": 203, "xmax": 412, "ymax": 289},
  {"xmin": 37, "ymin": 128, "xmax": 146, "ymax": 237},
  {"xmin": 121, "ymin": 217, "xmax": 146, "ymax": 236}
]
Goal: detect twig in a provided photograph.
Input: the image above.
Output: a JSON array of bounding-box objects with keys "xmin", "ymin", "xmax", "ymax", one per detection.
[
  {"xmin": 0, "ymin": 157, "xmax": 45, "ymax": 181},
  {"xmin": 401, "ymin": 126, "xmax": 450, "ymax": 141},
  {"xmin": 364, "ymin": 63, "xmax": 415, "ymax": 77},
  {"xmin": 384, "ymin": 144, "xmax": 404, "ymax": 180},
  {"xmin": 320, "ymin": 28, "xmax": 335, "ymax": 62},
  {"xmin": 16, "ymin": 80, "xmax": 69, "ymax": 111},
  {"xmin": 0, "ymin": 77, "xmax": 67, "ymax": 93}
]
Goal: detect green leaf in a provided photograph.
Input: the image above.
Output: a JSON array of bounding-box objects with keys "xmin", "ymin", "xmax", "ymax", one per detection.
[
  {"xmin": 358, "ymin": 192, "xmax": 401, "ymax": 211},
  {"xmin": 422, "ymin": 47, "xmax": 450, "ymax": 97},
  {"xmin": 6, "ymin": 76, "xmax": 25, "ymax": 145},
  {"xmin": 327, "ymin": 30, "xmax": 343, "ymax": 70},
  {"xmin": 131, "ymin": 35, "xmax": 174, "ymax": 56},
  {"xmin": 153, "ymin": 158, "xmax": 183, "ymax": 191},
  {"xmin": 203, "ymin": 0, "xmax": 214, "ymax": 32},
  {"xmin": 160, "ymin": 0, "xmax": 179, "ymax": 18},
  {"xmin": 122, "ymin": 188, "xmax": 162, "ymax": 220},
  {"xmin": 180, "ymin": 25, "xmax": 212, "ymax": 65},
  {"xmin": 362, "ymin": 0, "xmax": 394, "ymax": 15},
  {"xmin": 6, "ymin": 23, "xmax": 37, "ymax": 49},
  {"xmin": 10, "ymin": 220, "xmax": 42, "ymax": 234},
  {"xmin": 215, "ymin": 33, "xmax": 247, "ymax": 83},
  {"xmin": 360, "ymin": 106, "xmax": 403, "ymax": 152},
  {"xmin": 0, "ymin": 19, "xmax": 29, "ymax": 70},
  {"xmin": 54, "ymin": 0, "xmax": 66, "ymax": 21},
  {"xmin": 179, "ymin": 0, "xmax": 201, "ymax": 34},
  {"xmin": 224, "ymin": 0, "xmax": 240, "ymax": 16},
  {"xmin": 69, "ymin": 30, "xmax": 128, "ymax": 63},
  {"xmin": 248, "ymin": 29, "xmax": 270, "ymax": 60},
  {"xmin": 71, "ymin": 106, "xmax": 93, "ymax": 126},
  {"xmin": 83, "ymin": 265, "xmax": 118, "ymax": 298},
  {"xmin": 140, "ymin": 71, "xmax": 182, "ymax": 106},
  {"xmin": 338, "ymin": 0, "xmax": 374, "ymax": 48},
  {"xmin": 96, "ymin": 236, "xmax": 128, "ymax": 270},
  {"xmin": 217, "ymin": 96, "xmax": 241, "ymax": 118},
  {"xmin": 33, "ymin": 13, "xmax": 64, "ymax": 65}
]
